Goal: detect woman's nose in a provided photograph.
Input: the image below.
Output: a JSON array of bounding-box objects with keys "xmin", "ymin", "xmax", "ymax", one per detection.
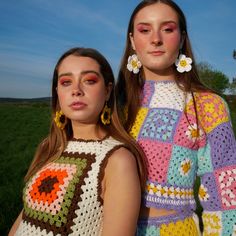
[
  {"xmin": 151, "ymin": 31, "xmax": 163, "ymax": 46},
  {"xmin": 72, "ymin": 82, "xmax": 84, "ymax": 96}
]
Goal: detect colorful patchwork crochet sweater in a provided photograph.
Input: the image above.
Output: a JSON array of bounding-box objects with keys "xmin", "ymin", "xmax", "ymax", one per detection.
[
  {"xmin": 130, "ymin": 80, "xmax": 236, "ymax": 235},
  {"xmin": 15, "ymin": 136, "xmax": 123, "ymax": 236}
]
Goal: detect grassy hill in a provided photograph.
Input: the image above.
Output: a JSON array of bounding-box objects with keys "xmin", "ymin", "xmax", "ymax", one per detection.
[{"xmin": 0, "ymin": 101, "xmax": 51, "ymax": 235}]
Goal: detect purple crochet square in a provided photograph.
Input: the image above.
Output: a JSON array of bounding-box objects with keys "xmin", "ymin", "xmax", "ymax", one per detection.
[
  {"xmin": 208, "ymin": 121, "xmax": 236, "ymax": 169},
  {"xmin": 141, "ymin": 80, "xmax": 155, "ymax": 107},
  {"xmin": 200, "ymin": 173, "xmax": 222, "ymax": 210}
]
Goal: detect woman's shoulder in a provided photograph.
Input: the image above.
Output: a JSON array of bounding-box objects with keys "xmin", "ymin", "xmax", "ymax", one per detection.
[
  {"xmin": 106, "ymin": 146, "xmax": 137, "ymax": 173},
  {"xmin": 193, "ymin": 91, "xmax": 227, "ymax": 105},
  {"xmin": 186, "ymin": 91, "xmax": 228, "ymax": 114},
  {"xmin": 103, "ymin": 136, "xmax": 137, "ymax": 166},
  {"xmin": 191, "ymin": 91, "xmax": 231, "ymax": 133},
  {"xmin": 193, "ymin": 91, "xmax": 229, "ymax": 115}
]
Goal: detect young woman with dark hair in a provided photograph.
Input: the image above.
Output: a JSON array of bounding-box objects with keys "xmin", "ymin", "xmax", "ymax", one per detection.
[
  {"xmin": 116, "ymin": 1, "xmax": 236, "ymax": 235},
  {"xmin": 9, "ymin": 47, "xmax": 146, "ymax": 236}
]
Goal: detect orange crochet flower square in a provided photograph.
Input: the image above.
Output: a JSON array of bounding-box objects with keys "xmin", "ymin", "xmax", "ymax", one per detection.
[{"xmin": 29, "ymin": 169, "xmax": 68, "ymax": 204}]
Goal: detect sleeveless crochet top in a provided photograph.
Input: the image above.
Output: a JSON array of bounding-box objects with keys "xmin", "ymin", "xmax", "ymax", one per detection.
[
  {"xmin": 130, "ymin": 80, "xmax": 236, "ymax": 235},
  {"xmin": 15, "ymin": 136, "xmax": 124, "ymax": 236}
]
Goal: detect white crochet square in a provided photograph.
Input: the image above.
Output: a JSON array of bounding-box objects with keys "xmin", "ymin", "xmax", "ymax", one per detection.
[{"xmin": 149, "ymin": 82, "xmax": 186, "ymax": 111}]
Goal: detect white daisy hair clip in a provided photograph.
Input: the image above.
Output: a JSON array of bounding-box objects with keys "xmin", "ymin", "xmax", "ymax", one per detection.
[
  {"xmin": 127, "ymin": 54, "xmax": 142, "ymax": 74},
  {"xmin": 175, "ymin": 54, "xmax": 192, "ymax": 73}
]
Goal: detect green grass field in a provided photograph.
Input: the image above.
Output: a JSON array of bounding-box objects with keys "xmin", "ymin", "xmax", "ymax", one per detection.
[
  {"xmin": 0, "ymin": 98, "xmax": 235, "ymax": 235},
  {"xmin": 0, "ymin": 102, "xmax": 50, "ymax": 235}
]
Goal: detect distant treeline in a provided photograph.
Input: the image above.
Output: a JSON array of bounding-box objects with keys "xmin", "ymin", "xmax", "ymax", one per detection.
[
  {"xmin": 226, "ymin": 94, "xmax": 236, "ymax": 103},
  {"xmin": 0, "ymin": 95, "xmax": 235, "ymax": 103},
  {"xmin": 0, "ymin": 97, "xmax": 51, "ymax": 103}
]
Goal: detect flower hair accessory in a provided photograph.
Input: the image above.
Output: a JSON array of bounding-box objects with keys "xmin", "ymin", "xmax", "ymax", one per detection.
[
  {"xmin": 127, "ymin": 54, "xmax": 142, "ymax": 74},
  {"xmin": 175, "ymin": 54, "xmax": 192, "ymax": 73}
]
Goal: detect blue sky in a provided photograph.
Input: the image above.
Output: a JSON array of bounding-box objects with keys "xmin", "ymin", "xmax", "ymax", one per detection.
[{"xmin": 0, "ymin": 0, "xmax": 235, "ymax": 98}]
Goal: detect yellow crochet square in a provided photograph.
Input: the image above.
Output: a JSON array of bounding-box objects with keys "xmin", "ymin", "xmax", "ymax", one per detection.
[
  {"xmin": 160, "ymin": 217, "xmax": 198, "ymax": 236},
  {"xmin": 130, "ymin": 108, "xmax": 148, "ymax": 139},
  {"xmin": 202, "ymin": 211, "xmax": 222, "ymax": 236},
  {"xmin": 186, "ymin": 93, "xmax": 229, "ymax": 134}
]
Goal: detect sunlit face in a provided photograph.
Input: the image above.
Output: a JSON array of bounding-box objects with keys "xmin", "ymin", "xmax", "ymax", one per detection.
[
  {"xmin": 57, "ymin": 55, "xmax": 111, "ymax": 127},
  {"xmin": 130, "ymin": 3, "xmax": 182, "ymax": 76}
]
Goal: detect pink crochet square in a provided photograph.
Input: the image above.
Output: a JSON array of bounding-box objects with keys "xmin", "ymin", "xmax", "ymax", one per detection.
[
  {"xmin": 139, "ymin": 140, "xmax": 172, "ymax": 183},
  {"xmin": 174, "ymin": 113, "xmax": 206, "ymax": 150},
  {"xmin": 215, "ymin": 166, "xmax": 236, "ymax": 210}
]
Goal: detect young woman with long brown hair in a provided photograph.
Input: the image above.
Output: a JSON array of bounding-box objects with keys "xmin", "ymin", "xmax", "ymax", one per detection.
[
  {"xmin": 116, "ymin": 0, "xmax": 236, "ymax": 235},
  {"xmin": 9, "ymin": 47, "xmax": 146, "ymax": 236}
]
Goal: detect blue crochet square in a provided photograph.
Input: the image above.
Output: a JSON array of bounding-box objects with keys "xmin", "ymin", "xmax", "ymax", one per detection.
[
  {"xmin": 222, "ymin": 210, "xmax": 236, "ymax": 235},
  {"xmin": 200, "ymin": 173, "xmax": 222, "ymax": 210},
  {"xmin": 136, "ymin": 225, "xmax": 160, "ymax": 236},
  {"xmin": 197, "ymin": 143, "xmax": 213, "ymax": 176},
  {"xmin": 167, "ymin": 145, "xmax": 197, "ymax": 187},
  {"xmin": 139, "ymin": 108, "xmax": 180, "ymax": 142}
]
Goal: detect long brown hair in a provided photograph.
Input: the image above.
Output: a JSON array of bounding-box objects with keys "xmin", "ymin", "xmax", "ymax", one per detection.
[
  {"xmin": 115, "ymin": 0, "xmax": 210, "ymax": 131},
  {"xmin": 25, "ymin": 47, "xmax": 147, "ymax": 189}
]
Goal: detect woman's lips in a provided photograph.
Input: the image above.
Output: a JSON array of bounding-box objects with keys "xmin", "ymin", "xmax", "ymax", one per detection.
[
  {"xmin": 70, "ymin": 101, "xmax": 87, "ymax": 110},
  {"xmin": 149, "ymin": 50, "xmax": 165, "ymax": 56}
]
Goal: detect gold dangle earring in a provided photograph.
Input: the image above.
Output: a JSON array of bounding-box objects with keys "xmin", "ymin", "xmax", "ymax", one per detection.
[
  {"xmin": 54, "ymin": 110, "xmax": 67, "ymax": 129},
  {"xmin": 100, "ymin": 102, "xmax": 111, "ymax": 125}
]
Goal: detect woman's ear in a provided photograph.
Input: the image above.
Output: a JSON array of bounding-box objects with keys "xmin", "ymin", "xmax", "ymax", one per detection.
[
  {"xmin": 105, "ymin": 82, "xmax": 113, "ymax": 101},
  {"xmin": 180, "ymin": 31, "xmax": 186, "ymax": 49},
  {"xmin": 129, "ymin": 32, "xmax": 136, "ymax": 51}
]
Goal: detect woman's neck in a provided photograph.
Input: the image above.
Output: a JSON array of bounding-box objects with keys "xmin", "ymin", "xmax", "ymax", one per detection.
[
  {"xmin": 143, "ymin": 66, "xmax": 176, "ymax": 82},
  {"xmin": 71, "ymin": 122, "xmax": 107, "ymax": 140}
]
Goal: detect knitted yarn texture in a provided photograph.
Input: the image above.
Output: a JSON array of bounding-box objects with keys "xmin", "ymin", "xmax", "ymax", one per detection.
[
  {"xmin": 131, "ymin": 80, "xmax": 236, "ymax": 235},
  {"xmin": 15, "ymin": 136, "xmax": 123, "ymax": 236}
]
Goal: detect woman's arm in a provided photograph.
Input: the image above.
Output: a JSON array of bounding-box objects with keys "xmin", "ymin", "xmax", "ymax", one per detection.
[
  {"xmin": 8, "ymin": 210, "xmax": 23, "ymax": 236},
  {"xmin": 196, "ymin": 93, "xmax": 236, "ymax": 235},
  {"xmin": 102, "ymin": 147, "xmax": 141, "ymax": 236}
]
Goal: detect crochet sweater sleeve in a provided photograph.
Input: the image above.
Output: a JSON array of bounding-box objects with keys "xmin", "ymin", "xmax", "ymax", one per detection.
[{"xmin": 196, "ymin": 93, "xmax": 236, "ymax": 235}]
